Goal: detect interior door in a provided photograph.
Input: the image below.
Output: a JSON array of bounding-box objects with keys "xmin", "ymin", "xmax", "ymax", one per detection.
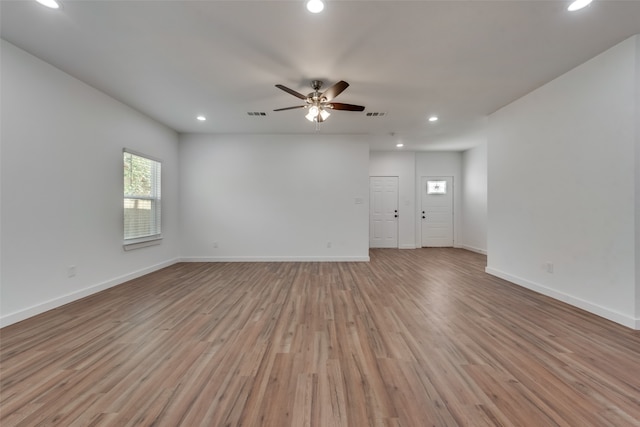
[
  {"xmin": 421, "ymin": 176, "xmax": 453, "ymax": 247},
  {"xmin": 369, "ymin": 176, "xmax": 399, "ymax": 248}
]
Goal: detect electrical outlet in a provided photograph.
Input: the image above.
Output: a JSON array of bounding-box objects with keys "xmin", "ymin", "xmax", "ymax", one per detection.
[
  {"xmin": 327, "ymin": 242, "xmax": 332, "ymax": 248},
  {"xmin": 67, "ymin": 265, "xmax": 76, "ymax": 278},
  {"xmin": 213, "ymin": 241, "xmax": 219, "ymax": 248}
]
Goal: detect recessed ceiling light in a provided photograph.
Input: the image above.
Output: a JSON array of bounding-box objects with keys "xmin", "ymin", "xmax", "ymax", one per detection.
[
  {"xmin": 396, "ymin": 143, "xmax": 404, "ymax": 148},
  {"xmin": 306, "ymin": 0, "xmax": 325, "ymax": 14},
  {"xmin": 36, "ymin": 0, "xmax": 60, "ymax": 9},
  {"xmin": 428, "ymin": 116, "xmax": 438, "ymax": 122},
  {"xmin": 196, "ymin": 115, "xmax": 206, "ymax": 121},
  {"xmin": 568, "ymin": 0, "xmax": 593, "ymax": 11}
]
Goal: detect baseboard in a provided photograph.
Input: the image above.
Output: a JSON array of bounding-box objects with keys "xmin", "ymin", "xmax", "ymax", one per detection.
[
  {"xmin": 0, "ymin": 258, "xmax": 180, "ymax": 328},
  {"xmin": 485, "ymin": 267, "xmax": 638, "ymax": 330},
  {"xmin": 181, "ymin": 255, "xmax": 370, "ymax": 262},
  {"xmin": 459, "ymin": 244, "xmax": 487, "ymax": 255}
]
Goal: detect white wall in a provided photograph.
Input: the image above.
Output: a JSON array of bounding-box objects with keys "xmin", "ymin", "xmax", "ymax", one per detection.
[
  {"xmin": 487, "ymin": 35, "xmax": 639, "ymax": 328},
  {"xmin": 369, "ymin": 151, "xmax": 417, "ymax": 249},
  {"xmin": 0, "ymin": 41, "xmax": 180, "ymax": 327},
  {"xmin": 179, "ymin": 134, "xmax": 370, "ymax": 261},
  {"xmin": 460, "ymin": 142, "xmax": 488, "ymax": 254},
  {"xmin": 415, "ymin": 152, "xmax": 463, "ymax": 247}
]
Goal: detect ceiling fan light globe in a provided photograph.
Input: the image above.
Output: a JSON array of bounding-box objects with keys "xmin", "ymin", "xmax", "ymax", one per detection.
[
  {"xmin": 319, "ymin": 109, "xmax": 330, "ymax": 120},
  {"xmin": 305, "ymin": 111, "xmax": 316, "ymax": 122}
]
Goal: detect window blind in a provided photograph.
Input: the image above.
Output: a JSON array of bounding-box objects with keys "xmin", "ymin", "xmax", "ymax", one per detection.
[{"xmin": 123, "ymin": 150, "xmax": 161, "ymax": 242}]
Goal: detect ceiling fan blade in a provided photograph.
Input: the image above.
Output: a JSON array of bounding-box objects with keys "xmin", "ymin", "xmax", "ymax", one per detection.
[
  {"xmin": 275, "ymin": 84, "xmax": 308, "ymax": 100},
  {"xmin": 321, "ymin": 80, "xmax": 349, "ymax": 101},
  {"xmin": 274, "ymin": 105, "xmax": 306, "ymax": 111},
  {"xmin": 328, "ymin": 102, "xmax": 365, "ymax": 112}
]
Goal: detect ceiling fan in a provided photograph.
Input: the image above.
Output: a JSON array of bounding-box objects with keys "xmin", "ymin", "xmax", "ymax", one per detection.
[{"xmin": 274, "ymin": 80, "xmax": 365, "ymax": 123}]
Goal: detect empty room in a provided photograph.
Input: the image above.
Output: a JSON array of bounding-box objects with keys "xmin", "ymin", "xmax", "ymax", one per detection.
[{"xmin": 1, "ymin": 0, "xmax": 639, "ymax": 426}]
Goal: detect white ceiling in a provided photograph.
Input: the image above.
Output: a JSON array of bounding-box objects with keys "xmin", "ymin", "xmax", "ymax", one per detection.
[{"xmin": 2, "ymin": 0, "xmax": 640, "ymax": 151}]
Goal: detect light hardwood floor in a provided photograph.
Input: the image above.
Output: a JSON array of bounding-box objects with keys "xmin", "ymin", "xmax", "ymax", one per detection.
[{"xmin": 1, "ymin": 248, "xmax": 639, "ymax": 426}]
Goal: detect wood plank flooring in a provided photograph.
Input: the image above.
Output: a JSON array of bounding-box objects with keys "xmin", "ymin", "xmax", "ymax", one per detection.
[{"xmin": 1, "ymin": 248, "xmax": 639, "ymax": 426}]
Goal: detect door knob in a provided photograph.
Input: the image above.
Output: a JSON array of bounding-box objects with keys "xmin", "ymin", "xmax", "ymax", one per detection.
[
  {"xmin": 395, "ymin": 214, "xmax": 398, "ymax": 218},
  {"xmin": 422, "ymin": 216, "xmax": 426, "ymax": 219}
]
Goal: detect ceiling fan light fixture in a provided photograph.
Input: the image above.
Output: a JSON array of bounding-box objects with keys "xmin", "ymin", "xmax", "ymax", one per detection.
[
  {"xmin": 306, "ymin": 0, "xmax": 325, "ymax": 13},
  {"xmin": 568, "ymin": 0, "xmax": 593, "ymax": 11},
  {"xmin": 305, "ymin": 106, "xmax": 330, "ymax": 122}
]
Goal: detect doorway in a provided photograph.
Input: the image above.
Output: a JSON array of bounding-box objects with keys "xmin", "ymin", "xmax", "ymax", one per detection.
[{"xmin": 421, "ymin": 176, "xmax": 453, "ymax": 247}]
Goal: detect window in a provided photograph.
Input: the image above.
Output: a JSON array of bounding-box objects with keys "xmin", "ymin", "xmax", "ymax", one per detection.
[
  {"xmin": 427, "ymin": 180, "xmax": 447, "ymax": 195},
  {"xmin": 123, "ymin": 149, "xmax": 161, "ymax": 248}
]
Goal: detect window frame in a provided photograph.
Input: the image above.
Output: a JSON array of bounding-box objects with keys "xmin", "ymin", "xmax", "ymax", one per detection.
[
  {"xmin": 426, "ymin": 180, "xmax": 447, "ymax": 195},
  {"xmin": 123, "ymin": 148, "xmax": 162, "ymax": 250}
]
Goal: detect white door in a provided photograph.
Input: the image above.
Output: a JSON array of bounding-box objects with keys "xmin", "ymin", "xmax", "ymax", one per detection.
[
  {"xmin": 369, "ymin": 176, "xmax": 399, "ymax": 248},
  {"xmin": 421, "ymin": 176, "xmax": 453, "ymax": 247}
]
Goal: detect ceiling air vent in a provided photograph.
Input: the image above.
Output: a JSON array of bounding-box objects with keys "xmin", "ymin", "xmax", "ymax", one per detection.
[
  {"xmin": 247, "ymin": 112, "xmax": 267, "ymax": 116},
  {"xmin": 366, "ymin": 112, "xmax": 386, "ymax": 117}
]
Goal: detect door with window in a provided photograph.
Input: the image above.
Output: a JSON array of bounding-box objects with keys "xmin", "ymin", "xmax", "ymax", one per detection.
[
  {"xmin": 369, "ymin": 176, "xmax": 399, "ymax": 248},
  {"xmin": 421, "ymin": 176, "xmax": 453, "ymax": 247}
]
